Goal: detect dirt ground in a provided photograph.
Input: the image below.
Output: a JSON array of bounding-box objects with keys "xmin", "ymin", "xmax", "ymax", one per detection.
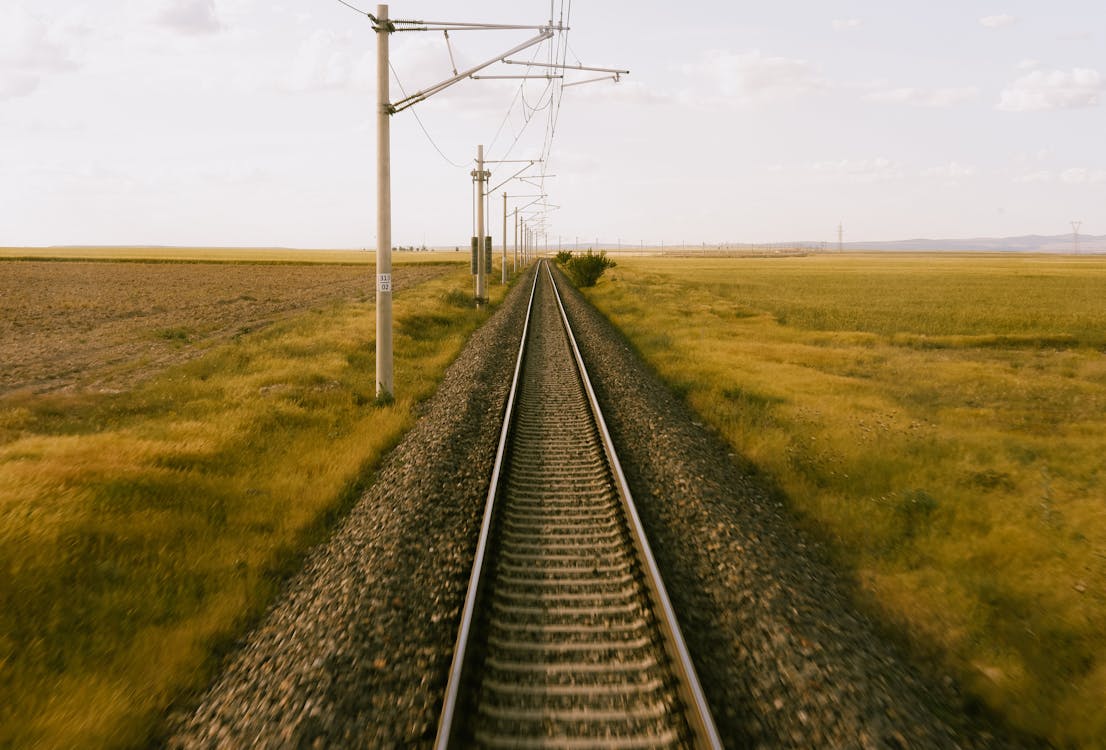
[{"xmin": 0, "ymin": 261, "xmax": 450, "ymax": 396}]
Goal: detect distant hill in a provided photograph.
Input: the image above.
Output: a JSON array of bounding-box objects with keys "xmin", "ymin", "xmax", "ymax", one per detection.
[{"xmin": 843, "ymin": 233, "xmax": 1106, "ymax": 253}]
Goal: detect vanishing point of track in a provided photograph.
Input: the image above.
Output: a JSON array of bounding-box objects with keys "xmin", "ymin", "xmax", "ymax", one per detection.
[{"xmin": 435, "ymin": 263, "xmax": 721, "ymax": 748}]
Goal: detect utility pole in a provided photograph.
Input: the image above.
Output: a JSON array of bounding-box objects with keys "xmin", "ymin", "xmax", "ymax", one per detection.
[
  {"xmin": 487, "ymin": 161, "xmax": 544, "ymax": 276},
  {"xmin": 375, "ymin": 3, "xmax": 393, "ymax": 399},
  {"xmin": 368, "ymin": 5, "xmax": 566, "ymax": 398},
  {"xmin": 837, "ymin": 222, "xmax": 844, "ymax": 253},
  {"xmin": 472, "ymin": 145, "xmax": 489, "ymax": 303},
  {"xmin": 1072, "ymin": 220, "xmax": 1082, "ymax": 255},
  {"xmin": 363, "ymin": 5, "xmax": 629, "ymax": 398}
]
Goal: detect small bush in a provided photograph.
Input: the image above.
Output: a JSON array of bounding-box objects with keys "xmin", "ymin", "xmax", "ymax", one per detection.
[
  {"xmin": 894, "ymin": 489, "xmax": 939, "ymax": 538},
  {"xmin": 441, "ymin": 288, "xmax": 471, "ymax": 309},
  {"xmin": 554, "ymin": 250, "xmax": 573, "ymax": 265},
  {"xmin": 156, "ymin": 327, "xmax": 191, "ymax": 343},
  {"xmin": 564, "ymin": 250, "xmax": 616, "ymax": 288}
]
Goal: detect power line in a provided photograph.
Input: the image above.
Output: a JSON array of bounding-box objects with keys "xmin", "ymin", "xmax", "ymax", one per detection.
[
  {"xmin": 487, "ymin": 84, "xmax": 525, "ymax": 154},
  {"xmin": 389, "ymin": 62, "xmax": 468, "ymax": 169},
  {"xmin": 488, "ymin": 37, "xmax": 549, "ymax": 159},
  {"xmin": 333, "ymin": 0, "xmax": 370, "ymax": 18}
]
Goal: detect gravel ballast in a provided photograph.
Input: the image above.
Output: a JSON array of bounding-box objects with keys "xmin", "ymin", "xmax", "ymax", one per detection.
[
  {"xmin": 549, "ymin": 265, "xmax": 1024, "ymax": 749},
  {"xmin": 166, "ymin": 269, "xmax": 535, "ymax": 747},
  {"xmin": 167, "ymin": 262, "xmax": 1025, "ymax": 748}
]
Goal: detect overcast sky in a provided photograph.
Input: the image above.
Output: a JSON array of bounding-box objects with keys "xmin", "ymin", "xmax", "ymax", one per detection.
[{"xmin": 2, "ymin": 0, "xmax": 1103, "ymax": 248}]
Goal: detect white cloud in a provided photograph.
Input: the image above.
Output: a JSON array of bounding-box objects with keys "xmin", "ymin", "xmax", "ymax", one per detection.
[
  {"xmin": 286, "ymin": 29, "xmax": 370, "ymax": 92},
  {"xmin": 832, "ymin": 19, "xmax": 862, "ymax": 32},
  {"xmin": 811, "ymin": 157, "xmax": 902, "ymax": 182},
  {"xmin": 0, "ymin": 5, "xmax": 80, "ymax": 99},
  {"xmin": 1060, "ymin": 167, "xmax": 1106, "ymax": 184},
  {"xmin": 1014, "ymin": 170, "xmax": 1052, "ymax": 183},
  {"xmin": 921, "ymin": 162, "xmax": 978, "ymax": 180},
  {"xmin": 1017, "ymin": 59, "xmax": 1040, "ymax": 71},
  {"xmin": 866, "ymin": 86, "xmax": 979, "ymax": 108},
  {"xmin": 1014, "ymin": 148, "xmax": 1054, "ymax": 164},
  {"xmin": 998, "ymin": 68, "xmax": 1103, "ymax": 111},
  {"xmin": 0, "ymin": 73, "xmax": 38, "ymax": 99},
  {"xmin": 564, "ymin": 79, "xmax": 668, "ymax": 106},
  {"xmin": 681, "ymin": 49, "xmax": 824, "ymax": 104},
  {"xmin": 980, "ymin": 14, "xmax": 1018, "ymax": 29},
  {"xmin": 154, "ymin": 0, "xmax": 222, "ymax": 35}
]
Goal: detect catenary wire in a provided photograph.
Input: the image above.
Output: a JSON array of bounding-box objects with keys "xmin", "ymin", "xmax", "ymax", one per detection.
[
  {"xmin": 389, "ymin": 62, "xmax": 469, "ymax": 169},
  {"xmin": 336, "ymin": 0, "xmax": 582, "ymax": 240},
  {"xmin": 333, "ymin": 0, "xmax": 370, "ymax": 17}
]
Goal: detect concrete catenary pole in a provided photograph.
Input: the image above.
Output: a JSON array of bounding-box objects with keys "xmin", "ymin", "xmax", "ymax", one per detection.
[
  {"xmin": 375, "ymin": 3, "xmax": 393, "ymax": 398},
  {"xmin": 502, "ymin": 192, "xmax": 508, "ymax": 283},
  {"xmin": 474, "ymin": 145, "xmax": 487, "ymax": 303},
  {"xmin": 513, "ymin": 208, "xmax": 519, "ymax": 272}
]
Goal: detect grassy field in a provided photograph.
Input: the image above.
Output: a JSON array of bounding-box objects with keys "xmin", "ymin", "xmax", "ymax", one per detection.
[
  {"xmin": 582, "ymin": 253, "xmax": 1106, "ymax": 748},
  {"xmin": 0, "ymin": 252, "xmax": 507, "ymax": 748}
]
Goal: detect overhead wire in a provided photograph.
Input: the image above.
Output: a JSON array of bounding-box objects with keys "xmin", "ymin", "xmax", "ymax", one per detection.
[
  {"xmin": 388, "ymin": 61, "xmax": 469, "ymax": 169},
  {"xmin": 488, "ymin": 17, "xmax": 555, "ymax": 165},
  {"xmin": 343, "ymin": 0, "xmax": 581, "ymax": 241},
  {"xmin": 334, "ymin": 0, "xmax": 468, "ymax": 170},
  {"xmin": 333, "ymin": 0, "xmax": 370, "ymax": 17},
  {"xmin": 535, "ymin": 0, "xmax": 570, "ymax": 204},
  {"xmin": 486, "ymin": 85, "xmax": 525, "ymax": 154},
  {"xmin": 331, "ymin": 0, "xmax": 588, "ymax": 249},
  {"xmin": 566, "ymin": 41, "xmax": 584, "ymax": 67},
  {"xmin": 526, "ymin": 0, "xmax": 569, "ymax": 238}
]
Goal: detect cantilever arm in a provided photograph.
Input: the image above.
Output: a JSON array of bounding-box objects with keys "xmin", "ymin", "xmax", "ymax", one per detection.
[
  {"xmin": 489, "ymin": 162, "xmax": 544, "ymax": 194},
  {"xmin": 563, "ymin": 74, "xmax": 622, "ymax": 88},
  {"xmin": 502, "ymin": 59, "xmax": 629, "ymax": 75},
  {"xmin": 391, "ymin": 29, "xmax": 554, "ymax": 113}
]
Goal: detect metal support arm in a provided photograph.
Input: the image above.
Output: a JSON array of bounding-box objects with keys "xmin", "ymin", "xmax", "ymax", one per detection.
[{"xmin": 391, "ymin": 29, "xmax": 555, "ymax": 113}]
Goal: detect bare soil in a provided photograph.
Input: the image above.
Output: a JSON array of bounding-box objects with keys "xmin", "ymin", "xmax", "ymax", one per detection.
[{"xmin": 0, "ymin": 261, "xmax": 448, "ymax": 396}]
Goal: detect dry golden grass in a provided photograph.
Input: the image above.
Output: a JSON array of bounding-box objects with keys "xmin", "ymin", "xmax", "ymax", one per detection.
[
  {"xmin": 0, "ymin": 255, "xmax": 509, "ymax": 749},
  {"xmin": 582, "ymin": 253, "xmax": 1106, "ymax": 748}
]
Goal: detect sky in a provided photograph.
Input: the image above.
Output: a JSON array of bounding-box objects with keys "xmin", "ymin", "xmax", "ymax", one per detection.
[{"xmin": 1, "ymin": 0, "xmax": 1103, "ymax": 248}]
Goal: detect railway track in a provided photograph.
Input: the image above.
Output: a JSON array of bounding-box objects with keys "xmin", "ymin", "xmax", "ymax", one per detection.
[{"xmin": 435, "ymin": 262, "xmax": 721, "ymax": 749}]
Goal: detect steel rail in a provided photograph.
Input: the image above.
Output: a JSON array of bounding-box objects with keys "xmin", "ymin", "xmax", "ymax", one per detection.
[
  {"xmin": 545, "ymin": 263, "xmax": 724, "ymax": 750},
  {"xmin": 434, "ymin": 269, "xmax": 540, "ymax": 749},
  {"xmin": 435, "ymin": 262, "xmax": 721, "ymax": 748}
]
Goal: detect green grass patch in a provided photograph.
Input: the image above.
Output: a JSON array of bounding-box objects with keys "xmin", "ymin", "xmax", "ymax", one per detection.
[
  {"xmin": 0, "ymin": 265, "xmax": 506, "ymax": 749},
  {"xmin": 585, "ymin": 253, "xmax": 1106, "ymax": 748},
  {"xmin": 154, "ymin": 327, "xmax": 192, "ymax": 343}
]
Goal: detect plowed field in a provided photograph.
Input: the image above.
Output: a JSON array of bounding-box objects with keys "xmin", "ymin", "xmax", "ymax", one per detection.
[{"xmin": 0, "ymin": 260, "xmax": 447, "ymax": 395}]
